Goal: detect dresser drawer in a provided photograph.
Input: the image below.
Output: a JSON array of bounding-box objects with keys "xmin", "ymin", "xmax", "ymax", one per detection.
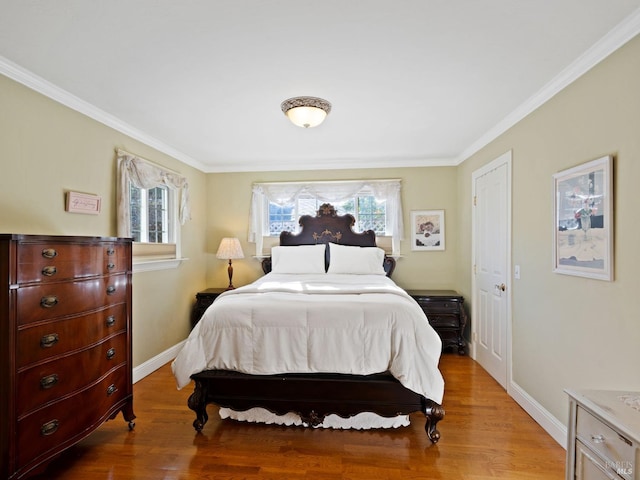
[
  {"xmin": 16, "ymin": 364, "xmax": 129, "ymax": 468},
  {"xmin": 576, "ymin": 406, "xmax": 636, "ymax": 476},
  {"xmin": 17, "ymin": 303, "xmax": 127, "ymax": 367},
  {"xmin": 17, "ymin": 242, "xmax": 129, "ymax": 284},
  {"xmin": 16, "ymin": 274, "xmax": 128, "ymax": 325},
  {"xmin": 17, "ymin": 333, "xmax": 128, "ymax": 416}
]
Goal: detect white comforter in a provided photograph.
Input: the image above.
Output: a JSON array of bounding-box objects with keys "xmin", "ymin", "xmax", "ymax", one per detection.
[{"xmin": 171, "ymin": 273, "xmax": 444, "ymax": 404}]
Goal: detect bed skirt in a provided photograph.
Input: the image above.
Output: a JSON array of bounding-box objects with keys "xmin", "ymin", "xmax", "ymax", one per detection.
[{"xmin": 219, "ymin": 407, "xmax": 411, "ymax": 429}]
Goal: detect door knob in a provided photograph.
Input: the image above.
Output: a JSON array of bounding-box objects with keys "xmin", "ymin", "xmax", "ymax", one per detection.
[{"xmin": 495, "ymin": 283, "xmax": 506, "ymax": 292}]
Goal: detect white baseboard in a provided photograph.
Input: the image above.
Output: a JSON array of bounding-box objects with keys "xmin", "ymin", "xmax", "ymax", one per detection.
[
  {"xmin": 132, "ymin": 340, "xmax": 186, "ymax": 384},
  {"xmin": 509, "ymin": 380, "xmax": 567, "ymax": 449}
]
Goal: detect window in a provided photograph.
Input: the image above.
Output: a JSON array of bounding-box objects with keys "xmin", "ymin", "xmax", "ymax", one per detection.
[
  {"xmin": 267, "ymin": 193, "xmax": 386, "ymax": 236},
  {"xmin": 117, "ymin": 150, "xmax": 190, "ymax": 271},
  {"xmin": 130, "ymin": 185, "xmax": 171, "ymax": 243},
  {"xmin": 249, "ymin": 179, "xmax": 403, "ymax": 256}
]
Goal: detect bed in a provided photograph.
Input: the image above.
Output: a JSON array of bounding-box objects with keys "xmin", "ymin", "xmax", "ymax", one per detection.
[{"xmin": 172, "ymin": 204, "xmax": 445, "ymax": 442}]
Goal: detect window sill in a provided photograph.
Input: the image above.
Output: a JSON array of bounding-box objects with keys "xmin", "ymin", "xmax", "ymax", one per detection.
[{"xmin": 133, "ymin": 257, "xmax": 189, "ymax": 273}]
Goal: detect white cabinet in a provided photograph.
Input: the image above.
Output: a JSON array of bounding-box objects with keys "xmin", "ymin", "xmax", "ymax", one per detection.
[{"xmin": 566, "ymin": 390, "xmax": 640, "ymax": 480}]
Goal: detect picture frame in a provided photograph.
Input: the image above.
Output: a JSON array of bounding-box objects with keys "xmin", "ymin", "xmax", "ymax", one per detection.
[
  {"xmin": 65, "ymin": 191, "xmax": 102, "ymax": 215},
  {"xmin": 411, "ymin": 210, "xmax": 445, "ymax": 251},
  {"xmin": 552, "ymin": 155, "xmax": 613, "ymax": 281}
]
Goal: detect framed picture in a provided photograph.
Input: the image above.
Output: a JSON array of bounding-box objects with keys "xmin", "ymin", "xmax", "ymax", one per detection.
[
  {"xmin": 553, "ymin": 155, "xmax": 613, "ymax": 281},
  {"xmin": 65, "ymin": 191, "xmax": 102, "ymax": 214},
  {"xmin": 411, "ymin": 210, "xmax": 445, "ymax": 251}
]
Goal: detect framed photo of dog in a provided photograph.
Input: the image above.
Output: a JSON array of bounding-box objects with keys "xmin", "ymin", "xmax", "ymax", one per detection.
[{"xmin": 411, "ymin": 210, "xmax": 445, "ymax": 251}]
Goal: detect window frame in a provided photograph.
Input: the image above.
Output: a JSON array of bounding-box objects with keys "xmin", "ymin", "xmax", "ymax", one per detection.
[
  {"xmin": 130, "ymin": 183, "xmax": 182, "ymax": 271},
  {"xmin": 249, "ymin": 179, "xmax": 402, "ymax": 257},
  {"xmin": 265, "ymin": 189, "xmax": 388, "ymax": 238},
  {"xmin": 117, "ymin": 151, "xmax": 189, "ymax": 272}
]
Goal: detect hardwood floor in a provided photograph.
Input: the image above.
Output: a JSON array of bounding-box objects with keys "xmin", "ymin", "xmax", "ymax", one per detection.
[{"xmin": 35, "ymin": 354, "xmax": 566, "ymax": 479}]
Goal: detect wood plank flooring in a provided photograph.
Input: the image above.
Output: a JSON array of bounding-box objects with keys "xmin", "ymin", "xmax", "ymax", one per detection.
[{"xmin": 34, "ymin": 354, "xmax": 566, "ymax": 479}]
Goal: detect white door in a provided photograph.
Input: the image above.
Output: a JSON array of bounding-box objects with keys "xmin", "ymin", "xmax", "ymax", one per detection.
[{"xmin": 472, "ymin": 151, "xmax": 511, "ymax": 389}]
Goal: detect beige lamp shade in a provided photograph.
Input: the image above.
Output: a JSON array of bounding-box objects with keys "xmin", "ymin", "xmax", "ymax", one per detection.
[{"xmin": 216, "ymin": 237, "xmax": 244, "ymax": 260}]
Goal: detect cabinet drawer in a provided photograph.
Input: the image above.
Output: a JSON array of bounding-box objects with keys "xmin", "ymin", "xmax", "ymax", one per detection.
[
  {"xmin": 16, "ymin": 274, "xmax": 128, "ymax": 325},
  {"xmin": 426, "ymin": 314, "xmax": 460, "ymax": 328},
  {"xmin": 576, "ymin": 406, "xmax": 636, "ymax": 476},
  {"xmin": 17, "ymin": 333, "xmax": 128, "ymax": 416},
  {"xmin": 416, "ymin": 300, "xmax": 460, "ymax": 314},
  {"xmin": 17, "ymin": 242, "xmax": 128, "ymax": 284},
  {"xmin": 17, "ymin": 364, "xmax": 129, "ymax": 468},
  {"xmin": 17, "ymin": 303, "xmax": 127, "ymax": 367},
  {"xmin": 575, "ymin": 440, "xmax": 618, "ymax": 479}
]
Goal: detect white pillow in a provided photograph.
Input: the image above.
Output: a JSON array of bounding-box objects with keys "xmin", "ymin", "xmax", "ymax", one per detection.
[
  {"xmin": 271, "ymin": 245, "xmax": 326, "ymax": 274},
  {"xmin": 327, "ymin": 243, "xmax": 387, "ymax": 275}
]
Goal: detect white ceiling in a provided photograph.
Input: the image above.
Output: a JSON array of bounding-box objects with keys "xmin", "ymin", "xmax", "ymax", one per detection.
[{"xmin": 1, "ymin": 1, "xmax": 640, "ymax": 173}]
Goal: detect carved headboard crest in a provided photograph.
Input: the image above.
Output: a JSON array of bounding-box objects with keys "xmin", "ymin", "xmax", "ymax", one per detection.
[{"xmin": 317, "ymin": 203, "xmax": 337, "ymax": 217}]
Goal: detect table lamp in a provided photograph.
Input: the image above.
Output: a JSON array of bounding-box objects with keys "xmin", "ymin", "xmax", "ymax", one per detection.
[{"xmin": 216, "ymin": 237, "xmax": 244, "ymax": 290}]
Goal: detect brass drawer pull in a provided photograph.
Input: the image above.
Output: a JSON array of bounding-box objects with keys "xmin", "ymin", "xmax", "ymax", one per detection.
[
  {"xmin": 106, "ymin": 315, "xmax": 116, "ymax": 327},
  {"xmin": 106, "ymin": 384, "xmax": 118, "ymax": 396},
  {"xmin": 106, "ymin": 285, "xmax": 116, "ymax": 295},
  {"xmin": 107, "ymin": 247, "xmax": 115, "ymax": 256},
  {"xmin": 106, "ymin": 348, "xmax": 116, "ymax": 360},
  {"xmin": 40, "ymin": 333, "xmax": 59, "ymax": 348},
  {"xmin": 40, "ymin": 295, "xmax": 59, "ymax": 308},
  {"xmin": 41, "ymin": 248, "xmax": 58, "ymax": 259},
  {"xmin": 41, "ymin": 266, "xmax": 57, "ymax": 277},
  {"xmin": 40, "ymin": 374, "xmax": 59, "ymax": 389},
  {"xmin": 107, "ymin": 262, "xmax": 115, "ymax": 270},
  {"xmin": 40, "ymin": 419, "xmax": 59, "ymax": 436}
]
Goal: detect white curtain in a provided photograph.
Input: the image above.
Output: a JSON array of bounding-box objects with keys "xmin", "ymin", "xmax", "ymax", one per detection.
[
  {"xmin": 248, "ymin": 180, "xmax": 403, "ymax": 256},
  {"xmin": 116, "ymin": 149, "xmax": 191, "ymax": 238}
]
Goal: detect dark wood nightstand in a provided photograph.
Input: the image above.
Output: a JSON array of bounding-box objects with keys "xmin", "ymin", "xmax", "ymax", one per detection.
[
  {"xmin": 407, "ymin": 290, "xmax": 468, "ymax": 355},
  {"xmin": 192, "ymin": 288, "xmax": 227, "ymax": 329}
]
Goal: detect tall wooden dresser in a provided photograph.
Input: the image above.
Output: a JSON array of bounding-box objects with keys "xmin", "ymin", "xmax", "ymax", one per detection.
[{"xmin": 0, "ymin": 234, "xmax": 135, "ymax": 480}]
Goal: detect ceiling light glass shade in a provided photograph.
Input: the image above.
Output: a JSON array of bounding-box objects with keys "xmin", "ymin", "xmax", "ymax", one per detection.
[{"xmin": 281, "ymin": 96, "xmax": 331, "ymax": 128}]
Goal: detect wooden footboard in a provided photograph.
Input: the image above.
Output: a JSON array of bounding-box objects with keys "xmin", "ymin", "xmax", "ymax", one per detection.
[{"xmin": 187, "ymin": 370, "xmax": 444, "ymax": 443}]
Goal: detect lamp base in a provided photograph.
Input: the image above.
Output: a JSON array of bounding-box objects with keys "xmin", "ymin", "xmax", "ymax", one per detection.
[{"xmin": 226, "ymin": 260, "xmax": 235, "ymax": 290}]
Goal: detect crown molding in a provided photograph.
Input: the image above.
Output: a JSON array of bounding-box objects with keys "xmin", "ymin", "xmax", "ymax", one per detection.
[
  {"xmin": 0, "ymin": 56, "xmax": 207, "ymax": 172},
  {"xmin": 202, "ymin": 155, "xmax": 459, "ymax": 173},
  {"xmin": 456, "ymin": 6, "xmax": 640, "ymax": 165}
]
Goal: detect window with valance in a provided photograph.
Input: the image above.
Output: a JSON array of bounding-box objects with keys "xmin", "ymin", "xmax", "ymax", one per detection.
[{"xmin": 248, "ymin": 179, "xmax": 403, "ymax": 256}]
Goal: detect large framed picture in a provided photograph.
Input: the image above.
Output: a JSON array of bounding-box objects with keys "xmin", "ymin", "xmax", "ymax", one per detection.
[
  {"xmin": 411, "ymin": 210, "xmax": 445, "ymax": 251},
  {"xmin": 553, "ymin": 155, "xmax": 613, "ymax": 281}
]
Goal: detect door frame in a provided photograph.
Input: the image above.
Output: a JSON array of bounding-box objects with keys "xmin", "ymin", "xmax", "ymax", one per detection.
[{"xmin": 470, "ymin": 150, "xmax": 513, "ymax": 393}]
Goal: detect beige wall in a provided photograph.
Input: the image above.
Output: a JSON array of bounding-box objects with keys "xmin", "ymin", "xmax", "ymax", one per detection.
[
  {"xmin": 205, "ymin": 167, "xmax": 460, "ymax": 291},
  {"xmin": 0, "ymin": 74, "xmax": 209, "ymax": 367},
  {"xmin": 456, "ymin": 33, "xmax": 640, "ymax": 424}
]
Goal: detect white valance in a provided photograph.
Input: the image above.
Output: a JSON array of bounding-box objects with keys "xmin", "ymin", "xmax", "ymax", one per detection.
[
  {"xmin": 116, "ymin": 149, "xmax": 191, "ymax": 238},
  {"xmin": 248, "ymin": 179, "xmax": 403, "ymax": 255}
]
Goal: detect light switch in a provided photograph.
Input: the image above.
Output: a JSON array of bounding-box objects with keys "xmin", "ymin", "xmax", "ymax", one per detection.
[{"xmin": 514, "ymin": 265, "xmax": 520, "ymax": 279}]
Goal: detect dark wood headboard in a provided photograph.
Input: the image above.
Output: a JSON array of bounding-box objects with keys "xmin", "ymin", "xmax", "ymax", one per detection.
[{"xmin": 261, "ymin": 203, "xmax": 395, "ymax": 276}]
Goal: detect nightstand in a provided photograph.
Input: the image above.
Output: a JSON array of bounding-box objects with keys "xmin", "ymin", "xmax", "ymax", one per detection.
[
  {"xmin": 192, "ymin": 288, "xmax": 227, "ymax": 329},
  {"xmin": 407, "ymin": 290, "xmax": 468, "ymax": 354}
]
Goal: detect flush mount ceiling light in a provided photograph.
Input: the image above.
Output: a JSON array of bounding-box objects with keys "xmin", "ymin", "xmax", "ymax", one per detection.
[{"xmin": 281, "ymin": 96, "xmax": 332, "ymax": 128}]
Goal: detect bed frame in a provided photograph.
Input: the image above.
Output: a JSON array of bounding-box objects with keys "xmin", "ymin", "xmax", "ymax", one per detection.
[{"xmin": 187, "ymin": 204, "xmax": 445, "ymax": 442}]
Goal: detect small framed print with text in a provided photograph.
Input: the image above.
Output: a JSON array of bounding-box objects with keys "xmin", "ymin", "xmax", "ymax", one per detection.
[{"xmin": 65, "ymin": 191, "xmax": 102, "ymax": 215}]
